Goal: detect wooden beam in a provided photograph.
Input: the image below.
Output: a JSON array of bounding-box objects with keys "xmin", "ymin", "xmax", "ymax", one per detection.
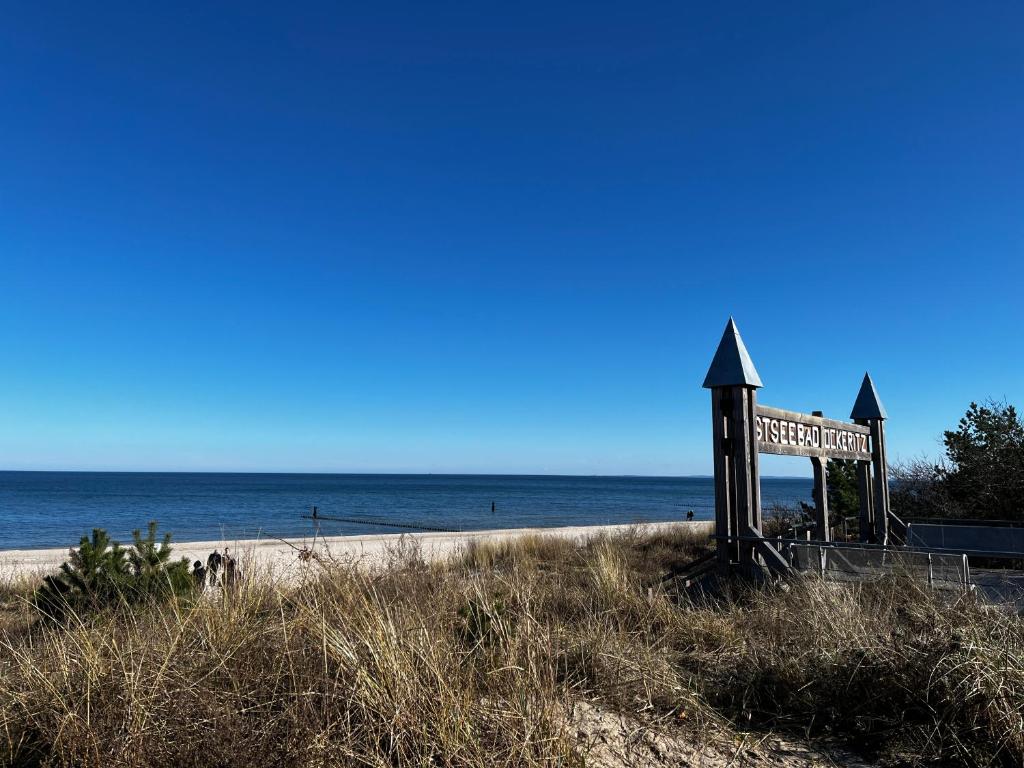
[
  {"xmin": 810, "ymin": 410, "xmax": 831, "ymax": 543},
  {"xmin": 731, "ymin": 386, "xmax": 760, "ymax": 569},
  {"xmin": 856, "ymin": 460, "xmax": 874, "ymax": 543},
  {"xmin": 755, "ymin": 404, "xmax": 872, "ymax": 461},
  {"xmin": 869, "ymin": 419, "xmax": 890, "ymax": 545},
  {"xmin": 811, "ymin": 457, "xmax": 830, "ymax": 542},
  {"xmin": 711, "ymin": 388, "xmax": 734, "ymax": 566}
]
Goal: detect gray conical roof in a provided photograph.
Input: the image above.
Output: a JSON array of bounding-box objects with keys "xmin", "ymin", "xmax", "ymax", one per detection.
[
  {"xmin": 702, "ymin": 318, "xmax": 763, "ymax": 389},
  {"xmin": 850, "ymin": 372, "xmax": 887, "ymax": 420}
]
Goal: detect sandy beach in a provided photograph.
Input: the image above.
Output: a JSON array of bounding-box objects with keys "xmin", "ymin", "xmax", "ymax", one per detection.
[{"xmin": 1, "ymin": 521, "xmax": 714, "ymax": 583}]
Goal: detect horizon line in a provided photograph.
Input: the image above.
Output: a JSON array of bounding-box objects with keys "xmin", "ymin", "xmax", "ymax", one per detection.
[{"xmin": 0, "ymin": 468, "xmax": 813, "ymax": 480}]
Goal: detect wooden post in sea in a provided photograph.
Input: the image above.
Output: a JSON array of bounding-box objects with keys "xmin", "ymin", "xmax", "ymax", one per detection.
[
  {"xmin": 704, "ymin": 318, "xmax": 764, "ymax": 573},
  {"xmin": 851, "ymin": 373, "xmax": 889, "ymax": 544}
]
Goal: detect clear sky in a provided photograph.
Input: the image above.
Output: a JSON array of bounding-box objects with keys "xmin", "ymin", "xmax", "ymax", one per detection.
[{"xmin": 1, "ymin": 2, "xmax": 1021, "ymax": 476}]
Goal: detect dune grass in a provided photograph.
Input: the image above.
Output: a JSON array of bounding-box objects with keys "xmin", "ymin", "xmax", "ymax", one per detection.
[{"xmin": 1, "ymin": 526, "xmax": 1022, "ymax": 767}]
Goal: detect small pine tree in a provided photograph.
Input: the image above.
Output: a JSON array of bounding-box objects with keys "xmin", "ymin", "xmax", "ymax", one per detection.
[
  {"xmin": 34, "ymin": 521, "xmax": 193, "ymax": 622},
  {"xmin": 34, "ymin": 528, "xmax": 129, "ymax": 620},
  {"xmin": 126, "ymin": 521, "xmax": 192, "ymax": 603}
]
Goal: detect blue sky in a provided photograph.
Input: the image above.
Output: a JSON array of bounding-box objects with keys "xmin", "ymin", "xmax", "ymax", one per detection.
[{"xmin": 1, "ymin": 2, "xmax": 1021, "ymax": 475}]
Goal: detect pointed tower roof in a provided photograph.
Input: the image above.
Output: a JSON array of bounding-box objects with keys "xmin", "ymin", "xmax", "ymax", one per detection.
[
  {"xmin": 850, "ymin": 372, "xmax": 887, "ymax": 420},
  {"xmin": 702, "ymin": 318, "xmax": 763, "ymax": 389}
]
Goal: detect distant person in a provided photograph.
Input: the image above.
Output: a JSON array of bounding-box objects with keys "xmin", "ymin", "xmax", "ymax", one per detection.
[
  {"xmin": 223, "ymin": 548, "xmax": 240, "ymax": 589},
  {"xmin": 207, "ymin": 548, "xmax": 222, "ymax": 586},
  {"xmin": 192, "ymin": 560, "xmax": 207, "ymax": 590},
  {"xmin": 491, "ymin": 501, "xmax": 496, "ymax": 514},
  {"xmin": 686, "ymin": 509, "xmax": 694, "ymax": 522}
]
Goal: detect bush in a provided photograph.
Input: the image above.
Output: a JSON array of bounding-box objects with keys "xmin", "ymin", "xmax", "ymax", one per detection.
[
  {"xmin": 892, "ymin": 400, "xmax": 1024, "ymax": 521},
  {"xmin": 940, "ymin": 400, "xmax": 1024, "ymax": 521},
  {"xmin": 33, "ymin": 521, "xmax": 192, "ymax": 622}
]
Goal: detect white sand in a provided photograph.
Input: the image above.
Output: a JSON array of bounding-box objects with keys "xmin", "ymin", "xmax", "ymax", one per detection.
[{"xmin": 1, "ymin": 521, "xmax": 713, "ymax": 583}]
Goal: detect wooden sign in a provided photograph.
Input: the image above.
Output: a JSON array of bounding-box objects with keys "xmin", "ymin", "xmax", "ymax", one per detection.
[
  {"xmin": 755, "ymin": 405, "xmax": 871, "ymax": 461},
  {"xmin": 703, "ymin": 318, "xmax": 892, "ymax": 576}
]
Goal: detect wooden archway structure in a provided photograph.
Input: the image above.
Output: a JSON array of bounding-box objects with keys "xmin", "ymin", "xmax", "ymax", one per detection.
[{"xmin": 703, "ymin": 318, "xmax": 892, "ymax": 575}]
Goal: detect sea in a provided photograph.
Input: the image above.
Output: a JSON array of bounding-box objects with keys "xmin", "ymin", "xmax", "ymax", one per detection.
[{"xmin": 0, "ymin": 472, "xmax": 813, "ymax": 550}]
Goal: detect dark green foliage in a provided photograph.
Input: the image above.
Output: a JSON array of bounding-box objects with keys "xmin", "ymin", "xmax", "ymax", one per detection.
[
  {"xmin": 457, "ymin": 597, "xmax": 509, "ymax": 649},
  {"xmin": 826, "ymin": 459, "xmax": 860, "ymax": 518},
  {"xmin": 126, "ymin": 521, "xmax": 192, "ymax": 603},
  {"xmin": 891, "ymin": 400, "xmax": 1024, "ymax": 521},
  {"xmin": 890, "ymin": 458, "xmax": 962, "ymax": 519},
  {"xmin": 34, "ymin": 528, "xmax": 129, "ymax": 621},
  {"xmin": 33, "ymin": 521, "xmax": 193, "ymax": 622},
  {"xmin": 940, "ymin": 400, "xmax": 1024, "ymax": 521}
]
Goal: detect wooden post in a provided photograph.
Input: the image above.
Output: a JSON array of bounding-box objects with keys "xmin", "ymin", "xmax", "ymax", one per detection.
[
  {"xmin": 711, "ymin": 388, "xmax": 735, "ymax": 566},
  {"xmin": 855, "ymin": 458, "xmax": 874, "ymax": 542},
  {"xmin": 870, "ymin": 418, "xmax": 890, "ymax": 545},
  {"xmin": 811, "ymin": 456, "xmax": 830, "ymax": 542},
  {"xmin": 732, "ymin": 386, "xmax": 762, "ymax": 569},
  {"xmin": 810, "ymin": 411, "xmax": 829, "ymax": 542},
  {"xmin": 851, "ymin": 373, "xmax": 889, "ymax": 545},
  {"xmin": 704, "ymin": 319, "xmax": 763, "ymax": 573}
]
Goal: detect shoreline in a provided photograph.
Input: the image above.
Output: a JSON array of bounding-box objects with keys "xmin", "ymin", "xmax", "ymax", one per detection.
[{"xmin": 1, "ymin": 521, "xmax": 714, "ymax": 581}]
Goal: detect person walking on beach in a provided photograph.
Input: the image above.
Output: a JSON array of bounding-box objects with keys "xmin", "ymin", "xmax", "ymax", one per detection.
[
  {"xmin": 192, "ymin": 560, "xmax": 207, "ymax": 590},
  {"xmin": 207, "ymin": 549, "xmax": 222, "ymax": 587},
  {"xmin": 686, "ymin": 509, "xmax": 694, "ymax": 522},
  {"xmin": 223, "ymin": 547, "xmax": 240, "ymax": 589}
]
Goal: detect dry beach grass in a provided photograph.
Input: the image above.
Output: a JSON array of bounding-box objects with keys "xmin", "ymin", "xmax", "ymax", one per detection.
[{"xmin": 1, "ymin": 526, "xmax": 1022, "ymax": 767}]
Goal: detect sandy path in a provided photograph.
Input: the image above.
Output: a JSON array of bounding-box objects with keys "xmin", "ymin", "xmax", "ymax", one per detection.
[{"xmin": 1, "ymin": 521, "xmax": 714, "ymax": 582}]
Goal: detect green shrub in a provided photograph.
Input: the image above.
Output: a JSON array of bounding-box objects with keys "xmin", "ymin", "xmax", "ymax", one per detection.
[
  {"xmin": 125, "ymin": 521, "xmax": 193, "ymax": 604},
  {"xmin": 33, "ymin": 521, "xmax": 192, "ymax": 622}
]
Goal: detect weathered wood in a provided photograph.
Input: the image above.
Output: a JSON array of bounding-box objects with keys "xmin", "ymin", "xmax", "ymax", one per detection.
[
  {"xmin": 755, "ymin": 404, "xmax": 872, "ymax": 461},
  {"xmin": 754, "ymin": 536, "xmax": 792, "ymax": 575},
  {"xmin": 732, "ymin": 386, "xmax": 761, "ymax": 568},
  {"xmin": 856, "ymin": 459, "xmax": 874, "ymax": 543},
  {"xmin": 757, "ymin": 406, "xmax": 872, "ymax": 435},
  {"xmin": 854, "ymin": 416, "xmax": 875, "ymax": 543},
  {"xmin": 710, "ymin": 388, "xmax": 735, "ymax": 566},
  {"xmin": 810, "ymin": 411, "xmax": 831, "ymax": 543},
  {"xmin": 870, "ymin": 419, "xmax": 890, "ymax": 545},
  {"xmin": 757, "ymin": 442, "xmax": 872, "ymax": 461},
  {"xmin": 811, "ymin": 457, "xmax": 831, "ymax": 541},
  {"xmin": 702, "ymin": 319, "xmax": 891, "ymax": 581}
]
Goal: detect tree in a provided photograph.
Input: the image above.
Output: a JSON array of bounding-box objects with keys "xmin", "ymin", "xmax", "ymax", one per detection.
[
  {"xmin": 826, "ymin": 459, "xmax": 860, "ymax": 519},
  {"xmin": 34, "ymin": 521, "xmax": 193, "ymax": 622},
  {"xmin": 126, "ymin": 521, "xmax": 192, "ymax": 604},
  {"xmin": 889, "ymin": 400, "xmax": 1024, "ymax": 522},
  {"xmin": 939, "ymin": 400, "xmax": 1024, "ymax": 521},
  {"xmin": 34, "ymin": 528, "xmax": 130, "ymax": 620},
  {"xmin": 889, "ymin": 457, "xmax": 962, "ymax": 520}
]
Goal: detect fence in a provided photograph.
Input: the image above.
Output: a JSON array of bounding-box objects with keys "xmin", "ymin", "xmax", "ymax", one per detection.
[
  {"xmin": 906, "ymin": 522, "xmax": 1024, "ymax": 555},
  {"xmin": 715, "ymin": 532, "xmax": 1024, "ymax": 607},
  {"xmin": 786, "ymin": 542, "xmax": 970, "ymax": 589},
  {"xmin": 779, "ymin": 540, "xmax": 1024, "ymax": 607}
]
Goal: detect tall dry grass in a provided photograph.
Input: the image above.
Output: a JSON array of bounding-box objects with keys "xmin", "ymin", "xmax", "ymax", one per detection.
[{"xmin": 1, "ymin": 526, "xmax": 1021, "ymax": 767}]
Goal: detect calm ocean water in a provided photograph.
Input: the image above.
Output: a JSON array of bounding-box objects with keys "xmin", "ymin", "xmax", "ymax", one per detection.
[{"xmin": 0, "ymin": 472, "xmax": 812, "ymax": 550}]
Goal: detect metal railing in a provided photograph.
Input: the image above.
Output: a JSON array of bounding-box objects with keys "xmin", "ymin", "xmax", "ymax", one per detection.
[{"xmin": 714, "ymin": 534, "xmax": 1024, "ymax": 603}]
